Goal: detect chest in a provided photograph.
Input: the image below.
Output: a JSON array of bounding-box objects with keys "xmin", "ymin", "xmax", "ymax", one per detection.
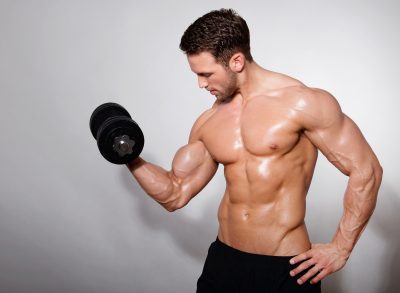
[{"xmin": 201, "ymin": 98, "xmax": 301, "ymax": 164}]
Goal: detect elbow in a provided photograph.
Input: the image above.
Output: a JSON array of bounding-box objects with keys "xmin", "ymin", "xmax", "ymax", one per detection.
[
  {"xmin": 159, "ymin": 192, "xmax": 188, "ymax": 212},
  {"xmin": 162, "ymin": 200, "xmax": 178, "ymax": 212},
  {"xmin": 369, "ymin": 164, "xmax": 383, "ymax": 205},
  {"xmin": 164, "ymin": 205, "xmax": 179, "ymax": 213},
  {"xmin": 375, "ymin": 163, "xmax": 383, "ymax": 187},
  {"xmin": 370, "ymin": 157, "xmax": 383, "ymax": 187},
  {"xmin": 162, "ymin": 200, "xmax": 185, "ymax": 212},
  {"xmin": 161, "ymin": 181, "xmax": 193, "ymax": 212},
  {"xmin": 157, "ymin": 179, "xmax": 192, "ymax": 212},
  {"xmin": 349, "ymin": 161, "xmax": 383, "ymax": 193},
  {"xmin": 165, "ymin": 206, "xmax": 177, "ymax": 213}
]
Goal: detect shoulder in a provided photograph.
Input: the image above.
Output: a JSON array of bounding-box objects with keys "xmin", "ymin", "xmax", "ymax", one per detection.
[
  {"xmin": 284, "ymin": 86, "xmax": 340, "ymax": 109},
  {"xmin": 188, "ymin": 106, "xmax": 217, "ymax": 143},
  {"xmin": 263, "ymin": 69, "xmax": 305, "ymax": 90},
  {"xmin": 287, "ymin": 86, "xmax": 344, "ymax": 130}
]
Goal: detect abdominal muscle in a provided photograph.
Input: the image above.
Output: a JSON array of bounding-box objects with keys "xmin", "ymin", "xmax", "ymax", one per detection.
[{"xmin": 217, "ymin": 157, "xmax": 313, "ymax": 256}]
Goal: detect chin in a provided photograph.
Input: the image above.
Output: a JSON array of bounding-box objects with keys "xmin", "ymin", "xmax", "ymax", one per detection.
[{"xmin": 217, "ymin": 95, "xmax": 233, "ymax": 104}]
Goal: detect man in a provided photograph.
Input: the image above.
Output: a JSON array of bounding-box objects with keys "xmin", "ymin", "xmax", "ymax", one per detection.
[{"xmin": 127, "ymin": 8, "xmax": 382, "ymax": 293}]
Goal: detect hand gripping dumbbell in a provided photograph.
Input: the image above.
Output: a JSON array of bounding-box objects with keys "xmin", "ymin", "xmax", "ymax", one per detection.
[{"xmin": 90, "ymin": 103, "xmax": 144, "ymax": 164}]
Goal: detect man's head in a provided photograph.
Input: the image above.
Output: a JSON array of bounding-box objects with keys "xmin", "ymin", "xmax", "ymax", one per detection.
[
  {"xmin": 180, "ymin": 9, "xmax": 253, "ymax": 102},
  {"xmin": 179, "ymin": 8, "xmax": 253, "ymax": 66}
]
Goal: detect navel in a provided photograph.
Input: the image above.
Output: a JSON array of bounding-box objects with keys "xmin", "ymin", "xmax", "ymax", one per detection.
[{"xmin": 242, "ymin": 211, "xmax": 250, "ymax": 220}]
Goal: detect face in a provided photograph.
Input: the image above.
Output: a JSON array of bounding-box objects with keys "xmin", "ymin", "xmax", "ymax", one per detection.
[{"xmin": 187, "ymin": 52, "xmax": 238, "ymax": 103}]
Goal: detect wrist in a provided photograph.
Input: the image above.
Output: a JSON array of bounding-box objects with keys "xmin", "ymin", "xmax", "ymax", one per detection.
[
  {"xmin": 126, "ymin": 157, "xmax": 145, "ymax": 171},
  {"xmin": 331, "ymin": 239, "xmax": 352, "ymax": 259}
]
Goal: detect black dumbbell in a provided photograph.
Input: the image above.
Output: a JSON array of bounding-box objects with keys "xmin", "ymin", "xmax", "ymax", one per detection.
[{"xmin": 90, "ymin": 103, "xmax": 144, "ymax": 164}]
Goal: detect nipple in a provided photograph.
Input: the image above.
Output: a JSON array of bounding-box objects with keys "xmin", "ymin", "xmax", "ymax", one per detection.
[{"xmin": 269, "ymin": 143, "xmax": 278, "ymax": 150}]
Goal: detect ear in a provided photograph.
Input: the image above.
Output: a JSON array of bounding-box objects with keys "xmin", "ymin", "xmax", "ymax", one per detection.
[{"xmin": 229, "ymin": 53, "xmax": 245, "ymax": 73}]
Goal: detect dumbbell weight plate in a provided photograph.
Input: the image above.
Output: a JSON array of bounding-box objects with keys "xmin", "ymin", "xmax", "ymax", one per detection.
[
  {"xmin": 89, "ymin": 103, "xmax": 131, "ymax": 139},
  {"xmin": 97, "ymin": 116, "xmax": 144, "ymax": 164}
]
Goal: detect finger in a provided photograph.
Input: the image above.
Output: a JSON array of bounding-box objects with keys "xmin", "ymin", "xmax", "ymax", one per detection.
[
  {"xmin": 310, "ymin": 268, "xmax": 329, "ymax": 285},
  {"xmin": 290, "ymin": 258, "xmax": 316, "ymax": 277},
  {"xmin": 296, "ymin": 265, "xmax": 321, "ymax": 285},
  {"xmin": 289, "ymin": 251, "xmax": 311, "ymax": 265}
]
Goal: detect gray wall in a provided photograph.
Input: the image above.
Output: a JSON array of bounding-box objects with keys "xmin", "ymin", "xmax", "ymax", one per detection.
[{"xmin": 0, "ymin": 0, "xmax": 398, "ymax": 292}]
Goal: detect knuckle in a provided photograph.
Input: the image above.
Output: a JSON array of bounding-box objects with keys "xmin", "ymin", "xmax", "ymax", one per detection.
[{"xmin": 318, "ymin": 269, "xmax": 330, "ymax": 279}]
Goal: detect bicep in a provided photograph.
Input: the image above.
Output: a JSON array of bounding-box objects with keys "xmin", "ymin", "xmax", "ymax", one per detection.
[
  {"xmin": 174, "ymin": 108, "xmax": 218, "ymax": 191},
  {"xmin": 172, "ymin": 140, "xmax": 218, "ymax": 183},
  {"xmin": 166, "ymin": 140, "xmax": 218, "ymax": 209},
  {"xmin": 305, "ymin": 115, "xmax": 374, "ymax": 175},
  {"xmin": 301, "ymin": 89, "xmax": 377, "ymax": 176}
]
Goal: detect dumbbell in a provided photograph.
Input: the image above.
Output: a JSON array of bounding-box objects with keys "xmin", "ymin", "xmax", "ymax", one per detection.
[{"xmin": 89, "ymin": 103, "xmax": 144, "ymax": 164}]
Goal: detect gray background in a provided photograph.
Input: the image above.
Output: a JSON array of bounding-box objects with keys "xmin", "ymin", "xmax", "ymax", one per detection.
[{"xmin": 0, "ymin": 0, "xmax": 398, "ymax": 292}]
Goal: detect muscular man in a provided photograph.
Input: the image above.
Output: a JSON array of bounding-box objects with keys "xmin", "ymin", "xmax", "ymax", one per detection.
[{"xmin": 127, "ymin": 9, "xmax": 382, "ymax": 293}]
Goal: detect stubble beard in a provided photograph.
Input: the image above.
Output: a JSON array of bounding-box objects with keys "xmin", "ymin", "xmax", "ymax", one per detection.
[{"xmin": 217, "ymin": 70, "xmax": 238, "ymax": 104}]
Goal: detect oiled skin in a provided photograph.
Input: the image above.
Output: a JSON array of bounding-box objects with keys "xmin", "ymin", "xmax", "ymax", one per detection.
[
  {"xmin": 196, "ymin": 91, "xmax": 317, "ymax": 256},
  {"xmin": 127, "ymin": 53, "xmax": 383, "ymax": 284},
  {"xmin": 128, "ymin": 88, "xmax": 316, "ymax": 255}
]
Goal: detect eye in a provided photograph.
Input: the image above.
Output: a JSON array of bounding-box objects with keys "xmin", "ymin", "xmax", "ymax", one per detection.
[{"xmin": 198, "ymin": 73, "xmax": 212, "ymax": 78}]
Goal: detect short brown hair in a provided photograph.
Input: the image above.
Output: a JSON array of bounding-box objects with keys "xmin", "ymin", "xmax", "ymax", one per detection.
[{"xmin": 179, "ymin": 9, "xmax": 253, "ymax": 65}]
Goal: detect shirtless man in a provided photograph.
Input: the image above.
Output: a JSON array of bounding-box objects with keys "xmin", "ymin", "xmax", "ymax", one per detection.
[{"xmin": 126, "ymin": 9, "xmax": 383, "ymax": 293}]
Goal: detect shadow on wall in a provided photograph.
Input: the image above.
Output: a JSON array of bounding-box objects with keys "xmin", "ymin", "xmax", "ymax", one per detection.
[
  {"xmin": 322, "ymin": 274, "xmax": 344, "ymax": 293},
  {"xmin": 311, "ymin": 183, "xmax": 398, "ymax": 293},
  {"xmin": 370, "ymin": 182, "xmax": 400, "ymax": 293},
  {"xmin": 119, "ymin": 154, "xmax": 221, "ymax": 263}
]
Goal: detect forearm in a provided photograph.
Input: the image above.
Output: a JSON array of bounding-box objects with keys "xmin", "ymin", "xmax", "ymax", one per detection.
[
  {"xmin": 332, "ymin": 164, "xmax": 383, "ymax": 255},
  {"xmin": 126, "ymin": 142, "xmax": 217, "ymax": 211},
  {"xmin": 126, "ymin": 157, "xmax": 177, "ymax": 204}
]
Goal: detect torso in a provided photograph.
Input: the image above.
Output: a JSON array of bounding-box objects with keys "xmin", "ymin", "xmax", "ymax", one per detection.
[{"xmin": 196, "ymin": 73, "xmax": 318, "ymax": 256}]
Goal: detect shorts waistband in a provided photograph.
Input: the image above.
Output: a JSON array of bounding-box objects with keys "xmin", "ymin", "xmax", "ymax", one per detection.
[{"xmin": 214, "ymin": 237, "xmax": 296, "ymax": 264}]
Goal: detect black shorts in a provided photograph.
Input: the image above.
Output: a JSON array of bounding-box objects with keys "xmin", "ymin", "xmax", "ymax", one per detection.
[{"xmin": 197, "ymin": 238, "xmax": 321, "ymax": 293}]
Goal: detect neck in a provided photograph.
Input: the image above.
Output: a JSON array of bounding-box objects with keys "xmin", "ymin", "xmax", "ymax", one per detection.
[{"xmin": 235, "ymin": 61, "xmax": 267, "ymax": 100}]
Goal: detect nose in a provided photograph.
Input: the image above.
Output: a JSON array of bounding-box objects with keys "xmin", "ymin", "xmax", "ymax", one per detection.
[{"xmin": 198, "ymin": 76, "xmax": 208, "ymax": 89}]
